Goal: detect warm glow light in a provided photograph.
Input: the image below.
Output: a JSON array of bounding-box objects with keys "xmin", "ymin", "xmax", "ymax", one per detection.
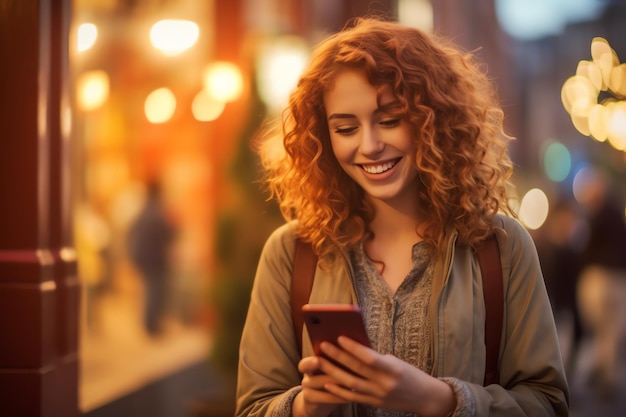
[
  {"xmin": 571, "ymin": 110, "xmax": 591, "ymax": 137},
  {"xmin": 398, "ymin": 0, "xmax": 433, "ymax": 32},
  {"xmin": 609, "ymin": 64, "xmax": 626, "ymax": 96},
  {"xmin": 519, "ymin": 188, "xmax": 549, "ymax": 230},
  {"xmin": 202, "ymin": 62, "xmax": 243, "ymax": 102},
  {"xmin": 591, "ymin": 38, "xmax": 619, "ymax": 87},
  {"xmin": 256, "ymin": 36, "xmax": 309, "ymax": 112},
  {"xmin": 191, "ymin": 90, "xmax": 225, "ymax": 122},
  {"xmin": 144, "ymin": 88, "xmax": 176, "ymax": 123},
  {"xmin": 606, "ymin": 101, "xmax": 626, "ymax": 150},
  {"xmin": 76, "ymin": 70, "xmax": 109, "ymax": 111},
  {"xmin": 87, "ymin": 155, "xmax": 130, "ymax": 203},
  {"xmin": 561, "ymin": 75, "xmax": 596, "ymax": 115},
  {"xmin": 588, "ymin": 103, "xmax": 609, "ymax": 142},
  {"xmin": 77, "ymin": 23, "xmax": 98, "ymax": 53},
  {"xmin": 150, "ymin": 20, "xmax": 199, "ymax": 56},
  {"xmin": 561, "ymin": 37, "xmax": 626, "ymax": 152},
  {"xmin": 576, "ymin": 60, "xmax": 603, "ymax": 91}
]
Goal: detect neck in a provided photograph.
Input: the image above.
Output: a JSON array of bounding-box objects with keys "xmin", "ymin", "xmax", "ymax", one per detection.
[{"xmin": 368, "ymin": 196, "xmax": 423, "ymax": 241}]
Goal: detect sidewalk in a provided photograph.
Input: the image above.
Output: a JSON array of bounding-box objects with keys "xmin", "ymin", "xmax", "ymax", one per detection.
[{"xmin": 559, "ymin": 315, "xmax": 626, "ymax": 417}]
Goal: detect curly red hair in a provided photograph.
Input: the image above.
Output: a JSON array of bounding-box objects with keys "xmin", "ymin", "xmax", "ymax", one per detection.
[{"xmin": 256, "ymin": 17, "xmax": 516, "ymax": 260}]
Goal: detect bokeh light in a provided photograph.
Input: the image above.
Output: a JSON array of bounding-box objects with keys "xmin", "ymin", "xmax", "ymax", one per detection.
[
  {"xmin": 606, "ymin": 101, "xmax": 626, "ymax": 150},
  {"xmin": 76, "ymin": 70, "xmax": 109, "ymax": 111},
  {"xmin": 519, "ymin": 188, "xmax": 550, "ymax": 230},
  {"xmin": 256, "ymin": 36, "xmax": 309, "ymax": 113},
  {"xmin": 610, "ymin": 63, "xmax": 626, "ymax": 96},
  {"xmin": 588, "ymin": 103, "xmax": 609, "ymax": 142},
  {"xmin": 150, "ymin": 19, "xmax": 199, "ymax": 56},
  {"xmin": 397, "ymin": 0, "xmax": 433, "ymax": 32},
  {"xmin": 543, "ymin": 141, "xmax": 572, "ymax": 182},
  {"xmin": 495, "ymin": 0, "xmax": 606, "ymax": 41},
  {"xmin": 144, "ymin": 88, "xmax": 177, "ymax": 124},
  {"xmin": 77, "ymin": 23, "xmax": 98, "ymax": 53},
  {"xmin": 202, "ymin": 61, "xmax": 243, "ymax": 102},
  {"xmin": 191, "ymin": 90, "xmax": 225, "ymax": 122},
  {"xmin": 572, "ymin": 163, "xmax": 597, "ymax": 205},
  {"xmin": 561, "ymin": 37, "xmax": 626, "ymax": 152}
]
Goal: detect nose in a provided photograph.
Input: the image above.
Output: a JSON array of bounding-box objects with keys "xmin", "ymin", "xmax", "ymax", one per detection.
[{"xmin": 359, "ymin": 126, "xmax": 384, "ymax": 156}]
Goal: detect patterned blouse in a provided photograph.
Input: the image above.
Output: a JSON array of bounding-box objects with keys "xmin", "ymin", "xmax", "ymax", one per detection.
[{"xmin": 350, "ymin": 240, "xmax": 473, "ymax": 417}]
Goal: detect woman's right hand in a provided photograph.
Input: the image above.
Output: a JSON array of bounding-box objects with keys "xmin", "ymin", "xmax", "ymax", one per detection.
[{"xmin": 293, "ymin": 356, "xmax": 347, "ymax": 417}]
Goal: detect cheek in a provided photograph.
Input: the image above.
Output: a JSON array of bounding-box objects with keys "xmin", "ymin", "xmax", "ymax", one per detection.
[
  {"xmin": 392, "ymin": 126, "xmax": 414, "ymax": 152},
  {"xmin": 330, "ymin": 137, "xmax": 352, "ymax": 164}
]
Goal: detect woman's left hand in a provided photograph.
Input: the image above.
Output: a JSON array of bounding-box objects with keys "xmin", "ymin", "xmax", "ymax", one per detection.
[{"xmin": 317, "ymin": 336, "xmax": 456, "ymax": 417}]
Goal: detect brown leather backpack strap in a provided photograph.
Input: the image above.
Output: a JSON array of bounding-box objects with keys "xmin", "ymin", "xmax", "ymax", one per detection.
[
  {"xmin": 477, "ymin": 233, "xmax": 503, "ymax": 386},
  {"xmin": 291, "ymin": 238, "xmax": 318, "ymax": 356}
]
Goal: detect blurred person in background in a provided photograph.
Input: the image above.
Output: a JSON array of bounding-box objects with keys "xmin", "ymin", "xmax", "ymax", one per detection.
[
  {"xmin": 236, "ymin": 17, "xmax": 568, "ymax": 417},
  {"xmin": 127, "ymin": 180, "xmax": 176, "ymax": 336},
  {"xmin": 575, "ymin": 165, "xmax": 626, "ymax": 400},
  {"xmin": 534, "ymin": 197, "xmax": 586, "ymax": 378}
]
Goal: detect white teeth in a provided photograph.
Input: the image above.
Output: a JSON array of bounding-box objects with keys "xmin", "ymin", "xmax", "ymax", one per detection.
[{"xmin": 362, "ymin": 160, "xmax": 397, "ymax": 174}]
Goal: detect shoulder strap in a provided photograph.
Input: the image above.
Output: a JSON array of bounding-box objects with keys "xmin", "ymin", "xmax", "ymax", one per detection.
[
  {"xmin": 477, "ymin": 233, "xmax": 503, "ymax": 386},
  {"xmin": 290, "ymin": 238, "xmax": 318, "ymax": 356}
]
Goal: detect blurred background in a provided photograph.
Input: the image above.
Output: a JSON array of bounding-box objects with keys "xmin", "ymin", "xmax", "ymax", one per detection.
[
  {"xmin": 70, "ymin": 0, "xmax": 626, "ymax": 416},
  {"xmin": 1, "ymin": 0, "xmax": 625, "ymax": 416}
]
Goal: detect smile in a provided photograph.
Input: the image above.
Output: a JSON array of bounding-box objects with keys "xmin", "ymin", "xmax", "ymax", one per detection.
[{"xmin": 360, "ymin": 158, "xmax": 400, "ymax": 174}]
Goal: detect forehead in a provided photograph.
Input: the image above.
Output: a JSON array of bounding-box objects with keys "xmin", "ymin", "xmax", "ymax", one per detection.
[{"xmin": 323, "ymin": 69, "xmax": 394, "ymax": 114}]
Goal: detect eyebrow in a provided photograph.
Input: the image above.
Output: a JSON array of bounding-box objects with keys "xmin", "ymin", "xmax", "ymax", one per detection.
[
  {"xmin": 327, "ymin": 113, "xmax": 355, "ymax": 120},
  {"xmin": 327, "ymin": 102, "xmax": 401, "ymax": 121}
]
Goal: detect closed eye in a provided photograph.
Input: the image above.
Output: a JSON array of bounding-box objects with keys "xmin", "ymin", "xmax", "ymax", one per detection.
[
  {"xmin": 379, "ymin": 118, "xmax": 400, "ymax": 128},
  {"xmin": 334, "ymin": 126, "xmax": 358, "ymax": 135}
]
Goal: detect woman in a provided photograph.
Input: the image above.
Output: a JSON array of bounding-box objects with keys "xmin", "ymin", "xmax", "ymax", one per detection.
[{"xmin": 236, "ymin": 17, "xmax": 569, "ymax": 417}]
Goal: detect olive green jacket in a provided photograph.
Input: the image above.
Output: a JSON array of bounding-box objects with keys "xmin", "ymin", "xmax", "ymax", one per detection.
[{"xmin": 236, "ymin": 214, "xmax": 569, "ymax": 417}]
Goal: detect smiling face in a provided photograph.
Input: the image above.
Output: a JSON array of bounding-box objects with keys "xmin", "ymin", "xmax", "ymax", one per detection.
[{"xmin": 324, "ymin": 69, "xmax": 420, "ymax": 208}]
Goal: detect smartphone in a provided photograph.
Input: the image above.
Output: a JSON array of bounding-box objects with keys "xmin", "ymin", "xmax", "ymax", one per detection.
[{"xmin": 301, "ymin": 303, "xmax": 371, "ymax": 358}]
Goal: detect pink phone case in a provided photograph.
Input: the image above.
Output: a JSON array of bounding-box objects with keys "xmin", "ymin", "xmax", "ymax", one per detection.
[{"xmin": 301, "ymin": 303, "xmax": 371, "ymax": 357}]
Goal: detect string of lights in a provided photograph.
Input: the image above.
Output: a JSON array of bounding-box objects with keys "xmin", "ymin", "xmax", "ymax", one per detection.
[{"xmin": 561, "ymin": 37, "xmax": 626, "ymax": 152}]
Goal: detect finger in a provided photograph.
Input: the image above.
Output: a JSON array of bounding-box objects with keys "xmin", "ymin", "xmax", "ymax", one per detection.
[
  {"xmin": 298, "ymin": 356, "xmax": 322, "ymax": 375},
  {"xmin": 319, "ymin": 342, "xmax": 373, "ymax": 378},
  {"xmin": 336, "ymin": 337, "xmax": 400, "ymax": 377},
  {"xmin": 316, "ymin": 355, "xmax": 379, "ymax": 397},
  {"xmin": 301, "ymin": 374, "xmax": 354, "ymax": 406},
  {"xmin": 302, "ymin": 372, "xmax": 342, "ymax": 390},
  {"xmin": 322, "ymin": 382, "xmax": 382, "ymax": 407},
  {"xmin": 336, "ymin": 336, "xmax": 380, "ymax": 367}
]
